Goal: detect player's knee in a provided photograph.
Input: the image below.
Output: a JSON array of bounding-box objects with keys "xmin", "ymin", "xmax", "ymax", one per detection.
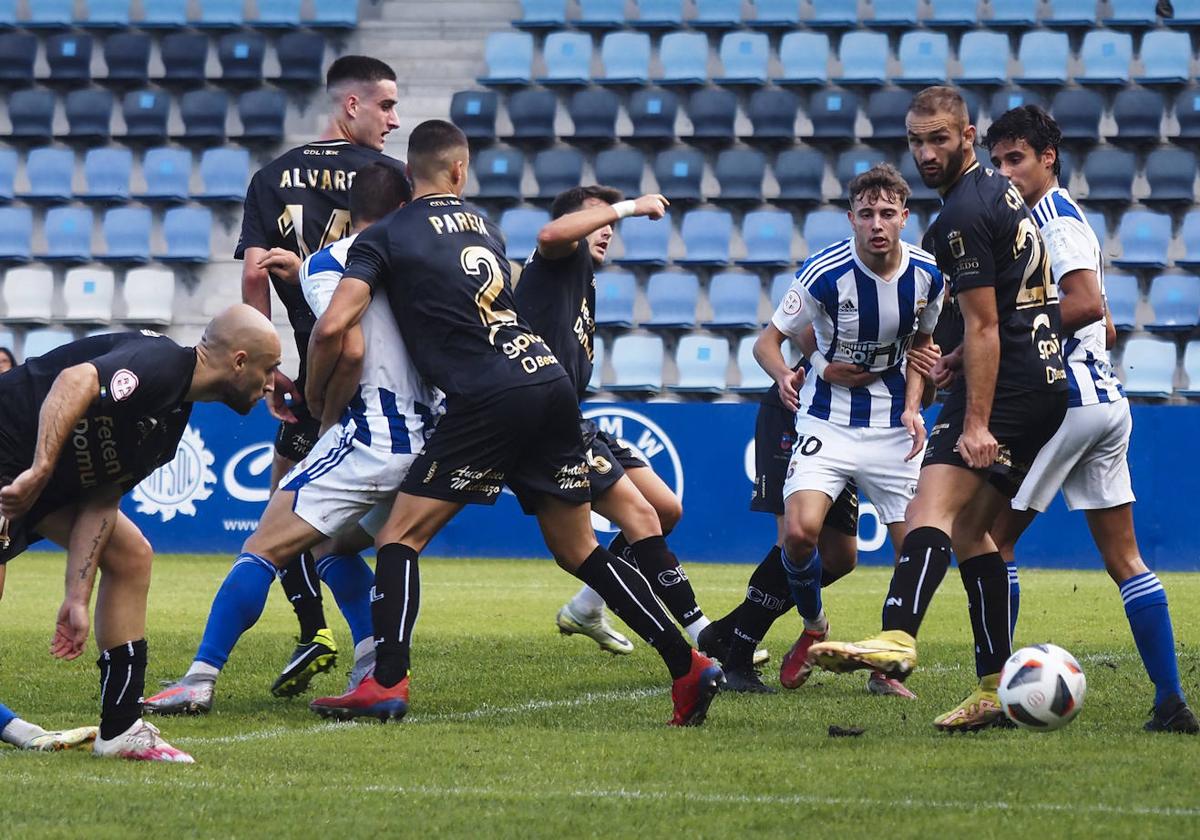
[
  {"xmin": 106, "ymin": 531, "xmax": 154, "ymax": 587},
  {"xmin": 239, "ymin": 534, "xmax": 288, "ymax": 569},
  {"xmin": 653, "ymin": 494, "xmax": 683, "ymax": 535},
  {"xmin": 1102, "ymin": 552, "xmax": 1147, "ymax": 585},
  {"xmin": 620, "ymin": 495, "xmax": 663, "ymax": 541},
  {"xmin": 782, "ymin": 523, "xmax": 820, "ymax": 561}
]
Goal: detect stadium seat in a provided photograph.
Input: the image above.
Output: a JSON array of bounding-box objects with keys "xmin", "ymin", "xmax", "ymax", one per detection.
[
  {"xmin": 64, "ymin": 89, "xmax": 113, "ymax": 140},
  {"xmin": 62, "ymin": 266, "xmax": 115, "ymax": 324},
  {"xmin": 751, "ymin": 0, "xmax": 801, "ymax": 29},
  {"xmin": 576, "ymin": 0, "xmax": 624, "ymax": 29},
  {"xmin": 836, "ymin": 147, "xmax": 888, "ymax": 197},
  {"xmin": 120, "ymin": 89, "xmax": 169, "ymax": 141},
  {"xmin": 671, "ymin": 334, "xmax": 729, "ymax": 395},
  {"xmin": 1077, "ymin": 31, "xmax": 1133, "ymax": 86},
  {"xmin": 630, "ymin": 0, "xmax": 684, "ymax": 29},
  {"xmin": 192, "ymin": 0, "xmax": 243, "ymax": 28},
  {"xmin": 900, "ymin": 212, "xmax": 924, "ymax": 246},
  {"xmin": 926, "ymin": 0, "xmax": 979, "ymax": 27},
  {"xmin": 1084, "ymin": 208, "xmax": 1107, "ymax": 248},
  {"xmin": 594, "ymin": 147, "xmax": 644, "ymax": 196},
  {"xmin": 1110, "ymin": 87, "xmax": 1165, "ymax": 143},
  {"xmin": 744, "ymin": 88, "xmax": 799, "ymax": 142},
  {"xmin": 159, "ymin": 33, "xmax": 209, "ymax": 86},
  {"xmin": 835, "ymin": 31, "xmax": 888, "ymax": 86},
  {"xmin": 705, "ymin": 272, "xmax": 762, "ymax": 328},
  {"xmin": 2, "ymin": 266, "xmax": 54, "ymax": 321},
  {"xmin": 450, "ymin": 90, "xmax": 498, "ymax": 142},
  {"xmin": 131, "ymin": 148, "xmax": 189, "ymax": 208},
  {"xmin": 692, "ymin": 0, "xmax": 743, "ymax": 29},
  {"xmin": 988, "ymin": 0, "xmax": 1038, "ymax": 26},
  {"xmin": 1051, "ymin": 89, "xmax": 1104, "ymax": 143},
  {"xmin": 1044, "ymin": 0, "xmax": 1096, "ymax": 26},
  {"xmin": 1113, "ymin": 210, "xmax": 1172, "ymax": 269},
  {"xmin": 1173, "ymin": 88, "xmax": 1200, "ymax": 145},
  {"xmin": 1082, "ymin": 148, "xmax": 1136, "ymax": 203},
  {"xmin": 513, "ymin": 0, "xmax": 566, "ymax": 29},
  {"xmin": 102, "ymin": 32, "xmax": 151, "ymax": 84},
  {"xmin": 609, "ymin": 334, "xmax": 663, "ymax": 393},
  {"xmin": 896, "ymin": 32, "xmax": 949, "ymax": 86},
  {"xmin": 733, "ymin": 333, "xmax": 772, "ymax": 391},
  {"xmin": 505, "ymin": 90, "xmax": 557, "ymax": 146},
  {"xmin": 599, "ymin": 32, "xmax": 651, "ymax": 85},
  {"xmin": 271, "ymin": 31, "xmax": 325, "ymax": 86},
  {"xmin": 713, "ymin": 149, "xmax": 765, "ymax": 203},
  {"xmin": 140, "ymin": 0, "xmax": 187, "ymax": 28},
  {"xmin": 644, "ymin": 271, "xmax": 700, "ymax": 328},
  {"xmin": 806, "ymin": 0, "xmax": 857, "ymax": 28},
  {"xmin": 687, "ymin": 88, "xmax": 737, "ymax": 142},
  {"xmin": 0, "ymin": 148, "xmax": 16, "ymax": 201},
  {"xmin": 80, "ymin": 0, "xmax": 134, "ymax": 28},
  {"xmin": 80, "ymin": 146, "xmax": 132, "ymax": 201},
  {"xmin": 715, "ymin": 31, "xmax": 769, "ymax": 86},
  {"xmin": 1147, "ymin": 274, "xmax": 1200, "ymax": 331},
  {"xmin": 1183, "ymin": 341, "xmax": 1200, "ymax": 396},
  {"xmin": 595, "ymin": 270, "xmax": 636, "ymax": 328},
  {"xmin": 306, "ymin": 0, "xmax": 358, "ymax": 28},
  {"xmin": 473, "ymin": 147, "xmax": 525, "ymax": 201},
  {"xmin": 100, "ymin": 205, "xmax": 151, "ymax": 263},
  {"xmin": 656, "ymin": 32, "xmax": 709, "ymax": 86},
  {"xmin": 41, "ymin": 206, "xmax": 94, "ymax": 263},
  {"xmin": 0, "ymin": 31, "xmax": 36, "ymax": 85},
  {"xmin": 178, "ymin": 89, "xmax": 229, "ymax": 142},
  {"xmin": 477, "ymin": 32, "xmax": 533, "ymax": 86},
  {"xmin": 1135, "ymin": 30, "xmax": 1192, "ymax": 85},
  {"xmin": 237, "ymin": 89, "xmax": 286, "ymax": 141},
  {"xmin": 533, "ymin": 148, "xmax": 583, "ymax": 198},
  {"xmin": 738, "ymin": 209, "xmax": 794, "ymax": 267},
  {"xmin": 47, "ymin": 33, "xmax": 94, "ymax": 82},
  {"xmin": 989, "ymin": 87, "xmax": 1046, "ymax": 120},
  {"xmin": 677, "ymin": 210, "xmax": 732, "ymax": 265},
  {"xmin": 1120, "ymin": 337, "xmax": 1176, "ymax": 397},
  {"xmin": 217, "ymin": 32, "xmax": 266, "ymax": 84},
  {"xmin": 537, "ymin": 31, "xmax": 592, "ymax": 86},
  {"xmin": 157, "ymin": 206, "xmax": 211, "ymax": 262},
  {"xmin": 27, "ymin": 0, "xmax": 73, "ymax": 27},
  {"xmin": 626, "ymin": 88, "xmax": 679, "ymax": 142},
  {"xmin": 0, "ymin": 207, "xmax": 33, "ymax": 261},
  {"xmin": 23, "ymin": 328, "xmax": 75, "ymax": 358},
  {"xmin": 774, "ymin": 148, "xmax": 826, "ymax": 205},
  {"xmin": 653, "ymin": 148, "xmax": 704, "ymax": 201},
  {"xmin": 1104, "ymin": 0, "xmax": 1159, "ymax": 26},
  {"xmin": 1106, "ymin": 272, "xmax": 1139, "ymax": 330},
  {"xmin": 1178, "ymin": 210, "xmax": 1200, "ymax": 269},
  {"xmin": 253, "ymin": 0, "xmax": 302, "ymax": 28},
  {"xmin": 770, "ymin": 271, "xmax": 793, "ymax": 308},
  {"xmin": 808, "ymin": 89, "xmax": 859, "ymax": 141},
  {"xmin": 899, "ymin": 154, "xmax": 939, "ymax": 206},
  {"xmin": 803, "ymin": 209, "xmax": 846, "ymax": 252},
  {"xmin": 21, "ymin": 147, "xmax": 75, "ymax": 202},
  {"xmin": 567, "ymin": 87, "xmax": 619, "ymax": 143},
  {"xmin": 1057, "ymin": 148, "xmax": 1077, "ymax": 188},
  {"xmin": 613, "ymin": 213, "xmax": 671, "ymax": 265},
  {"xmin": 499, "ymin": 207, "xmax": 547, "ymax": 261},
  {"xmin": 1145, "ymin": 149, "xmax": 1197, "ymax": 205},
  {"xmin": 776, "ymin": 32, "xmax": 829, "ymax": 87},
  {"xmin": 867, "ymin": 0, "xmax": 919, "ymax": 27},
  {"xmin": 8, "ymin": 88, "xmax": 57, "ymax": 140},
  {"xmin": 1015, "ymin": 31, "xmax": 1070, "ymax": 85},
  {"xmin": 121, "ymin": 266, "xmax": 175, "ymax": 325},
  {"xmin": 954, "ymin": 31, "xmax": 1010, "ymax": 86},
  {"xmin": 195, "ymin": 147, "xmax": 249, "ymax": 202},
  {"xmin": 866, "ymin": 88, "xmax": 913, "ymax": 141}
]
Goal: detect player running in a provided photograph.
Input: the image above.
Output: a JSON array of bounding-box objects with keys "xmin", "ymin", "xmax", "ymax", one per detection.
[
  {"xmin": 0, "ymin": 308, "xmax": 281, "ymax": 760},
  {"xmin": 983, "ymin": 105, "xmax": 1197, "ymax": 734},
  {"xmin": 236, "ymin": 55, "xmax": 402, "ymax": 696},
  {"xmin": 307, "ymin": 121, "xmax": 724, "ymax": 726},
  {"xmin": 811, "ymin": 87, "xmax": 1069, "ymax": 732}
]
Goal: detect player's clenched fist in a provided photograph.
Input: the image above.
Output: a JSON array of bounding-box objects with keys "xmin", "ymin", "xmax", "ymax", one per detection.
[
  {"xmin": 632, "ymin": 193, "xmax": 670, "ymax": 220},
  {"xmin": 0, "ymin": 466, "xmax": 49, "ymax": 520}
]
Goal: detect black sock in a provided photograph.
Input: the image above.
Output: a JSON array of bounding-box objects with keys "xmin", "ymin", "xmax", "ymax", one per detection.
[
  {"xmin": 372, "ymin": 543, "xmax": 420, "ymax": 688},
  {"xmin": 575, "ymin": 546, "xmax": 694, "ymax": 679},
  {"xmin": 278, "ymin": 551, "xmax": 328, "ymax": 640},
  {"xmin": 608, "ymin": 532, "xmax": 631, "ymax": 563},
  {"xmin": 881, "ymin": 526, "xmax": 952, "ymax": 637},
  {"xmin": 821, "ymin": 562, "xmax": 852, "ymax": 588},
  {"xmin": 725, "ymin": 545, "xmax": 792, "ymax": 668},
  {"xmin": 627, "ymin": 535, "xmax": 704, "ymax": 628},
  {"xmin": 959, "ymin": 551, "xmax": 1012, "ymax": 678},
  {"xmin": 98, "ymin": 639, "xmax": 147, "ymax": 741}
]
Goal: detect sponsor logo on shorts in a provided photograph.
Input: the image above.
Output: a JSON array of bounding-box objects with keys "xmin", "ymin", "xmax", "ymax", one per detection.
[
  {"xmin": 581, "ymin": 407, "xmax": 683, "ymax": 534},
  {"xmin": 555, "ymin": 461, "xmax": 590, "ymax": 492},
  {"xmin": 132, "ymin": 425, "xmax": 217, "ymax": 522},
  {"xmin": 110, "ymin": 369, "xmax": 138, "ymax": 401},
  {"xmin": 448, "ymin": 466, "xmax": 505, "ymax": 496}
]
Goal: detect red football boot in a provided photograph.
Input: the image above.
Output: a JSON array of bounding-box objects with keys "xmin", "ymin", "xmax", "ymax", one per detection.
[
  {"xmin": 779, "ymin": 622, "xmax": 829, "ymax": 690},
  {"xmin": 309, "ymin": 674, "xmax": 409, "ymax": 722},
  {"xmin": 669, "ymin": 650, "xmax": 724, "ymax": 727}
]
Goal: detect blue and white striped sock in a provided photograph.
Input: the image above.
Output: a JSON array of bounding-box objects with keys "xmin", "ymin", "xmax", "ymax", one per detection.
[
  {"xmin": 194, "ymin": 553, "xmax": 277, "ymax": 670},
  {"xmin": 1120, "ymin": 571, "xmax": 1184, "ymax": 706},
  {"xmin": 1007, "ymin": 561, "xmax": 1020, "ymax": 638}
]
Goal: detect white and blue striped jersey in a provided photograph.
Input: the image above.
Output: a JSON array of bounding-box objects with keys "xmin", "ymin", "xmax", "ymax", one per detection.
[
  {"xmin": 1030, "ymin": 187, "xmax": 1124, "ymax": 407},
  {"xmin": 772, "ymin": 238, "xmax": 945, "ymax": 428},
  {"xmin": 300, "ymin": 233, "xmax": 443, "ymax": 454}
]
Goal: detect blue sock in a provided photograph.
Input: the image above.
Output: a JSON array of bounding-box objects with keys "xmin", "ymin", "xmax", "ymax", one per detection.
[
  {"xmin": 781, "ymin": 547, "xmax": 823, "ymax": 623},
  {"xmin": 195, "ymin": 553, "xmax": 277, "ymax": 670},
  {"xmin": 0, "ymin": 702, "xmax": 17, "ymax": 737},
  {"xmin": 1120, "ymin": 571, "xmax": 1184, "ymax": 706},
  {"xmin": 1007, "ymin": 561, "xmax": 1020, "ymax": 638},
  {"xmin": 315, "ymin": 553, "xmax": 374, "ymax": 646}
]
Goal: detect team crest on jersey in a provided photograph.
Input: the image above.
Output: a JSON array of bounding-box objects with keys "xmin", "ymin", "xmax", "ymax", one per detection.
[
  {"xmin": 781, "ymin": 289, "xmax": 803, "ymax": 315},
  {"xmin": 947, "ymin": 230, "xmax": 966, "ymax": 259},
  {"xmin": 581, "ymin": 407, "xmax": 683, "ymax": 533},
  {"xmin": 131, "ymin": 425, "xmax": 217, "ymax": 522}
]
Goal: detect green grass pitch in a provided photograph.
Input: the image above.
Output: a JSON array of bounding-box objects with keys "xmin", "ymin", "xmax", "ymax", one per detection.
[{"xmin": 1, "ymin": 553, "xmax": 1198, "ymax": 838}]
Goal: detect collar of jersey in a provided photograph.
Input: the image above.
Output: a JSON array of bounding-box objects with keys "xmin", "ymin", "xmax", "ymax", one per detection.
[
  {"xmin": 851, "ymin": 240, "xmax": 910, "ymax": 285},
  {"xmin": 414, "ymin": 193, "xmax": 459, "ymax": 202}
]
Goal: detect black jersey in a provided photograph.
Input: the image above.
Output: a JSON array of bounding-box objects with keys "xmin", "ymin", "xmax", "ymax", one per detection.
[
  {"xmin": 234, "ymin": 139, "xmax": 398, "ymax": 349},
  {"xmin": 0, "ymin": 332, "xmax": 195, "ymax": 508},
  {"xmin": 342, "ymin": 194, "xmax": 567, "ymax": 399},
  {"xmin": 923, "ymin": 161, "xmax": 1067, "ymax": 393},
  {"xmin": 513, "ymin": 241, "xmax": 595, "ymax": 400}
]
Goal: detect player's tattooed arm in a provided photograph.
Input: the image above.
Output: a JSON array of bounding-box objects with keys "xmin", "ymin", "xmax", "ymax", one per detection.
[
  {"xmin": 536, "ymin": 194, "xmax": 669, "ymax": 260},
  {"xmin": 307, "ymin": 277, "xmax": 372, "ymax": 418},
  {"xmin": 754, "ymin": 323, "xmax": 804, "ymax": 411},
  {"xmin": 52, "ymin": 485, "xmax": 119, "ymax": 660},
  {"xmin": 956, "ymin": 286, "xmax": 1001, "ymax": 469}
]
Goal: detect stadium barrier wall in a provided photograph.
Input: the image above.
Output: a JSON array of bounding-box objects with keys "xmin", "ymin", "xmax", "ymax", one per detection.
[{"xmin": 120, "ymin": 401, "xmax": 1200, "ymax": 570}]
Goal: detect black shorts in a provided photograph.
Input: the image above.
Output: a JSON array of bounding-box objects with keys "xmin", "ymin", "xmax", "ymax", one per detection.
[
  {"xmin": 274, "ymin": 400, "xmax": 321, "ymax": 463},
  {"xmin": 0, "ymin": 463, "xmax": 63, "ymax": 564},
  {"xmin": 400, "ymin": 377, "xmax": 591, "ymax": 514},
  {"xmin": 582, "ymin": 419, "xmax": 646, "ymax": 499},
  {"xmin": 749, "ymin": 401, "xmax": 859, "ymax": 537},
  {"xmin": 923, "ymin": 385, "xmax": 1069, "ymax": 499}
]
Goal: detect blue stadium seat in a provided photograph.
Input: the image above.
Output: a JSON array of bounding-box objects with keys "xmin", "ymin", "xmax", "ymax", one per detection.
[
  {"xmin": 900, "ymin": 212, "xmax": 924, "ymax": 246},
  {"xmin": 988, "ymin": 0, "xmax": 1038, "ymax": 26},
  {"xmin": 866, "ymin": 88, "xmax": 913, "ymax": 141},
  {"xmin": 926, "ymin": 0, "xmax": 979, "ymax": 28},
  {"xmin": 477, "ymin": 32, "xmax": 533, "ymax": 86},
  {"xmin": 218, "ymin": 32, "xmax": 266, "ymax": 83},
  {"xmin": 195, "ymin": 147, "xmax": 249, "ymax": 202},
  {"xmin": 733, "ymin": 334, "xmax": 772, "ymax": 391},
  {"xmin": 644, "ymin": 271, "xmax": 700, "ymax": 328},
  {"xmin": 1106, "ymin": 272, "xmax": 1139, "ymax": 330},
  {"xmin": 157, "ymin": 206, "xmax": 211, "ymax": 262},
  {"xmin": 1015, "ymin": 31, "xmax": 1069, "ymax": 85},
  {"xmin": 451, "ymin": 90, "xmax": 497, "ymax": 142},
  {"xmin": 630, "ymin": 0, "xmax": 685, "ymax": 29},
  {"xmin": 835, "ymin": 31, "xmax": 888, "ymax": 86},
  {"xmin": 714, "ymin": 149, "xmax": 766, "ymax": 203},
  {"xmin": 27, "ymin": 0, "xmax": 73, "ymax": 27},
  {"xmin": 0, "ymin": 31, "xmax": 36, "ymax": 84},
  {"xmin": 307, "ymin": 0, "xmax": 358, "ymax": 28},
  {"xmin": 8, "ymin": 88, "xmax": 56, "ymax": 140},
  {"xmin": 751, "ymin": 0, "xmax": 801, "ymax": 28},
  {"xmin": 671, "ymin": 334, "xmax": 729, "ymax": 394},
  {"xmin": 1178, "ymin": 211, "xmax": 1200, "ymax": 270},
  {"xmin": 473, "ymin": 147, "xmax": 525, "ymax": 201},
  {"xmin": 807, "ymin": 0, "xmax": 857, "ymax": 28},
  {"xmin": 738, "ymin": 209, "xmax": 794, "ymax": 267},
  {"xmin": 1057, "ymin": 148, "xmax": 1077, "ymax": 188},
  {"xmin": 1104, "ymin": 0, "xmax": 1159, "ymax": 26},
  {"xmin": 588, "ymin": 334, "xmax": 605, "ymax": 389},
  {"xmin": 656, "ymin": 32, "xmax": 709, "ymax": 86},
  {"xmin": 625, "ymin": 88, "xmax": 678, "ymax": 142},
  {"xmin": 47, "ymin": 33, "xmax": 94, "ymax": 82},
  {"xmin": 803, "ymin": 209, "xmax": 846, "ymax": 252},
  {"xmin": 594, "ymin": 147, "xmax": 644, "ymax": 196},
  {"xmin": 989, "ymin": 87, "xmax": 1045, "ymax": 119},
  {"xmin": 774, "ymin": 149, "xmax": 826, "ymax": 204},
  {"xmin": 1173, "ymin": 88, "xmax": 1200, "ymax": 144},
  {"xmin": 1083, "ymin": 148, "xmax": 1136, "ymax": 203},
  {"xmin": 513, "ymin": 0, "xmax": 566, "ymax": 29},
  {"xmin": 595, "ymin": 271, "xmax": 636, "ymax": 327},
  {"xmin": 1044, "ymin": 0, "xmax": 1096, "ymax": 26},
  {"xmin": 1120, "ymin": 337, "xmax": 1176, "ymax": 397},
  {"xmin": 21, "ymin": 147, "xmax": 75, "ymax": 202},
  {"xmin": 271, "ymin": 31, "xmax": 325, "ymax": 86},
  {"xmin": 744, "ymin": 88, "xmax": 799, "ymax": 142},
  {"xmin": 1135, "ymin": 30, "xmax": 1191, "ymax": 85},
  {"xmin": 253, "ymin": 0, "xmax": 302, "ymax": 28},
  {"xmin": 715, "ymin": 31, "xmax": 769, "ymax": 86},
  {"xmin": 770, "ymin": 271, "xmax": 792, "ymax": 308},
  {"xmin": 599, "ymin": 31, "xmax": 651, "ymax": 85},
  {"xmin": 179, "ymin": 89, "xmax": 228, "ymax": 142},
  {"xmin": 955, "ymin": 31, "xmax": 1010, "ymax": 86},
  {"xmin": 499, "ymin": 207, "xmax": 547, "ymax": 262},
  {"xmin": 1145, "ymin": 148, "xmax": 1197, "ymax": 205},
  {"xmin": 654, "ymin": 148, "xmax": 704, "ymax": 200},
  {"xmin": 103, "ymin": 32, "xmax": 151, "ymax": 84},
  {"xmin": 614, "ymin": 213, "xmax": 671, "ymax": 265},
  {"xmin": 41, "ymin": 206, "xmax": 93, "ymax": 262},
  {"xmin": 159, "ymin": 33, "xmax": 208, "ymax": 86},
  {"xmin": 896, "ymin": 31, "xmax": 949, "ymax": 86},
  {"xmin": 140, "ymin": 0, "xmax": 187, "ymax": 28},
  {"xmin": 538, "ymin": 32, "xmax": 592, "ymax": 86},
  {"xmin": 23, "ymin": 328, "xmax": 75, "ymax": 358},
  {"xmin": 567, "ymin": 87, "xmax": 619, "ymax": 143},
  {"xmin": 192, "ymin": 0, "xmax": 244, "ymax": 28},
  {"xmin": 0, "ymin": 206, "xmax": 33, "ymax": 261},
  {"xmin": 692, "ymin": 0, "xmax": 743, "ymax": 29},
  {"xmin": 0, "ymin": 0, "xmax": 13, "ymax": 27},
  {"xmin": 237, "ymin": 89, "xmax": 285, "ymax": 141},
  {"xmin": 1163, "ymin": 0, "xmax": 1200, "ymax": 24},
  {"xmin": 576, "ymin": 0, "xmax": 624, "ymax": 29},
  {"xmin": 80, "ymin": 0, "xmax": 134, "ymax": 28},
  {"xmin": 100, "ymin": 205, "xmax": 151, "ymax": 262},
  {"xmin": 1084, "ymin": 208, "xmax": 1107, "ymax": 248},
  {"xmin": 867, "ymin": 0, "xmax": 919, "ymax": 27},
  {"xmin": 1182, "ymin": 340, "xmax": 1200, "ymax": 396},
  {"xmin": 688, "ymin": 88, "xmax": 737, "ymax": 141},
  {"xmin": 2, "ymin": 267, "xmax": 54, "ymax": 321},
  {"xmin": 777, "ymin": 32, "xmax": 829, "ymax": 86},
  {"xmin": 705, "ymin": 272, "xmax": 762, "ymax": 328},
  {"xmin": 1051, "ymin": 88, "xmax": 1104, "ymax": 143},
  {"xmin": 1077, "ymin": 31, "xmax": 1133, "ymax": 86},
  {"xmin": 1113, "ymin": 210, "xmax": 1172, "ymax": 269},
  {"xmin": 836, "ymin": 147, "xmax": 888, "ymax": 197},
  {"xmin": 64, "ymin": 89, "xmax": 113, "ymax": 140},
  {"xmin": 504, "ymin": 89, "xmax": 557, "ymax": 144},
  {"xmin": 808, "ymin": 89, "xmax": 859, "ymax": 141},
  {"xmin": 1109, "ymin": 87, "xmax": 1164, "ymax": 143},
  {"xmin": 80, "ymin": 146, "xmax": 132, "ymax": 201},
  {"xmin": 120, "ymin": 89, "xmax": 169, "ymax": 141},
  {"xmin": 677, "ymin": 209, "xmax": 732, "ymax": 265},
  {"xmin": 609, "ymin": 334, "xmax": 663, "ymax": 393},
  {"xmin": 0, "ymin": 148, "xmax": 16, "ymax": 201},
  {"xmin": 1147, "ymin": 274, "xmax": 1200, "ymax": 331},
  {"xmin": 533, "ymin": 148, "xmax": 583, "ymax": 198}
]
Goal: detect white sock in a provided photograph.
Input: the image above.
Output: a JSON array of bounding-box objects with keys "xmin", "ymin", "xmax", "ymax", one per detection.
[
  {"xmin": 1, "ymin": 717, "xmax": 46, "ymax": 748},
  {"xmin": 684, "ymin": 616, "xmax": 711, "ymax": 645},
  {"xmin": 803, "ymin": 610, "xmax": 828, "ymax": 633},
  {"xmin": 568, "ymin": 585, "xmax": 606, "ymax": 617},
  {"xmin": 354, "ymin": 637, "xmax": 375, "ymax": 662},
  {"xmin": 184, "ymin": 661, "xmax": 220, "ymax": 680}
]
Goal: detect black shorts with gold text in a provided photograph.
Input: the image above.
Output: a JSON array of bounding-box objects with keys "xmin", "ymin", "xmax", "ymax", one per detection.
[{"xmin": 582, "ymin": 420, "xmax": 646, "ymax": 499}]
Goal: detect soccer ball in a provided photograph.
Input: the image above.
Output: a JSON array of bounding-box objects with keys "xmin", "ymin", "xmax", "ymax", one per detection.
[{"xmin": 997, "ymin": 643, "xmax": 1087, "ymax": 731}]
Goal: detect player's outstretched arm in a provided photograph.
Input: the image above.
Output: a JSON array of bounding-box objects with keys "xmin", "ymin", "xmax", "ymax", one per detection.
[
  {"xmin": 52, "ymin": 485, "xmax": 120, "ymax": 660},
  {"xmin": 754, "ymin": 323, "xmax": 804, "ymax": 411},
  {"xmin": 1057, "ymin": 268, "xmax": 1105, "ymax": 335},
  {"xmin": 307, "ymin": 277, "xmax": 371, "ymax": 418},
  {"xmin": 536, "ymin": 194, "xmax": 669, "ymax": 260},
  {"xmin": 241, "ymin": 245, "xmax": 301, "ymax": 422},
  {"xmin": 956, "ymin": 286, "xmax": 1001, "ymax": 469}
]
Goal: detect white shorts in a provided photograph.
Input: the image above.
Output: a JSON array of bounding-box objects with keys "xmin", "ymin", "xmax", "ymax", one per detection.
[
  {"xmin": 1011, "ymin": 398, "xmax": 1134, "ymax": 513},
  {"xmin": 280, "ymin": 422, "xmax": 415, "ymax": 539},
  {"xmin": 781, "ymin": 415, "xmax": 921, "ymax": 524}
]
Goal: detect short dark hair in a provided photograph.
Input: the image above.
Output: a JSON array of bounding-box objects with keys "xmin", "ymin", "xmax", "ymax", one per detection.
[
  {"xmin": 350, "ymin": 162, "xmax": 412, "ymax": 225},
  {"xmin": 550, "ymin": 185, "xmax": 623, "ymax": 219},
  {"xmin": 908, "ymin": 85, "xmax": 969, "ymax": 129},
  {"xmin": 983, "ymin": 104, "xmax": 1063, "ymax": 177},
  {"xmin": 407, "ymin": 119, "xmax": 468, "ymax": 182},
  {"xmin": 847, "ymin": 163, "xmax": 911, "ymax": 208},
  {"xmin": 326, "ymin": 55, "xmax": 396, "ymax": 90}
]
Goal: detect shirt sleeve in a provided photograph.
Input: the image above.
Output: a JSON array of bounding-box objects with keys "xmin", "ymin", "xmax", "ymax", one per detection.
[
  {"xmin": 918, "ymin": 270, "xmax": 947, "ymax": 333},
  {"xmin": 340, "ymin": 220, "xmax": 391, "ymax": 291},
  {"xmin": 1040, "ymin": 216, "xmax": 1097, "ymax": 283},
  {"xmin": 770, "ymin": 281, "xmax": 818, "ymax": 340},
  {"xmin": 939, "ymin": 195, "xmax": 997, "ymax": 293},
  {"xmin": 299, "ymin": 259, "xmax": 339, "ymax": 318},
  {"xmin": 90, "ymin": 336, "xmax": 189, "ymax": 417},
  {"xmin": 233, "ymin": 173, "xmax": 270, "ymax": 260}
]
